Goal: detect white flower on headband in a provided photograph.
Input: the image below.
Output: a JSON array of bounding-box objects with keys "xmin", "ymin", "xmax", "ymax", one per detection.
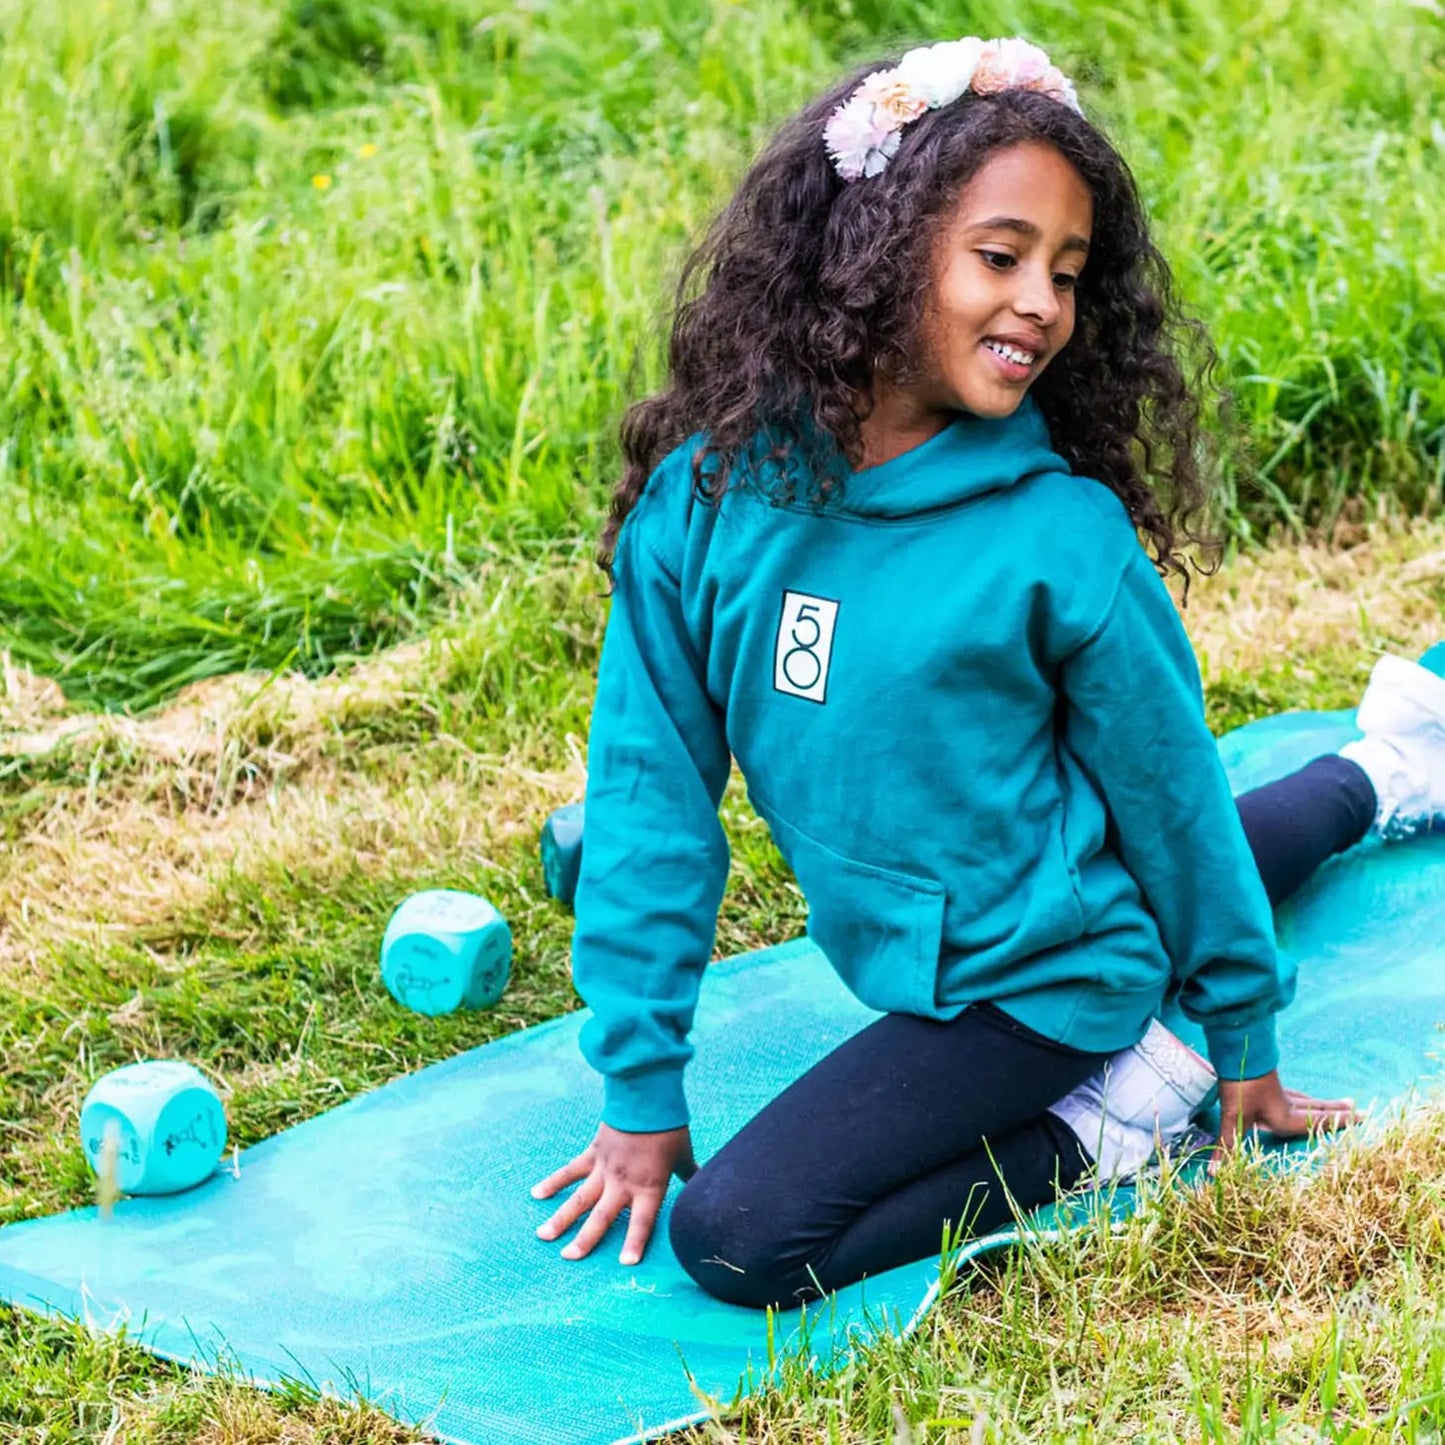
[{"xmin": 824, "ymin": 36, "xmax": 1083, "ymax": 183}]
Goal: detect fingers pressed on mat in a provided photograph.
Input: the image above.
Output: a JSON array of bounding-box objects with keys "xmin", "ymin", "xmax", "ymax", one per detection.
[
  {"xmin": 561, "ymin": 1190, "xmax": 626, "ymax": 1260},
  {"xmin": 620, "ymin": 1196, "xmax": 661, "ymax": 1265},
  {"xmin": 531, "ymin": 1157, "xmax": 591, "ymax": 1200},
  {"xmin": 1282, "ymin": 1088, "xmax": 1356, "ymax": 1108},
  {"xmin": 538, "ymin": 1176, "xmax": 602, "ymax": 1239},
  {"xmin": 1290, "ymin": 1104, "xmax": 1361, "ymax": 1129},
  {"xmin": 1281, "ymin": 1099, "xmax": 1361, "ymax": 1124}
]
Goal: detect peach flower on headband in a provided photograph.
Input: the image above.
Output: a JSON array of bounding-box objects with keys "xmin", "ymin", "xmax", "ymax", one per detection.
[
  {"xmin": 971, "ymin": 38, "xmax": 1078, "ymax": 108},
  {"xmin": 970, "ymin": 38, "xmax": 1052, "ymax": 93},
  {"xmin": 854, "ymin": 70, "xmax": 930, "ymax": 126}
]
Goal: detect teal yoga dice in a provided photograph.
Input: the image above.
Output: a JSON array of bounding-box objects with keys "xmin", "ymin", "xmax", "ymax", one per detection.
[
  {"xmin": 540, "ymin": 803, "xmax": 585, "ymax": 907},
  {"xmin": 80, "ymin": 1061, "xmax": 227, "ymax": 1196},
  {"xmin": 380, "ymin": 889, "xmax": 513, "ymax": 1015}
]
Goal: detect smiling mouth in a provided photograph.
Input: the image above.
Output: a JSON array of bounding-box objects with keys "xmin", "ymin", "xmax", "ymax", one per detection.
[
  {"xmin": 982, "ymin": 338, "xmax": 1038, "ymax": 365},
  {"xmin": 980, "ymin": 338, "xmax": 1039, "ymax": 381}
]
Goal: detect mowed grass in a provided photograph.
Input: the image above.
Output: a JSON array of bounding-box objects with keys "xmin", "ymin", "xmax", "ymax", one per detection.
[{"xmin": 2, "ymin": 0, "xmax": 1445, "ymax": 1438}]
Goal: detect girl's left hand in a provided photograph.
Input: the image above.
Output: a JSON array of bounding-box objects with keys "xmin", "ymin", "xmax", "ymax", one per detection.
[{"xmin": 1208, "ymin": 1071, "xmax": 1361, "ymax": 1173}]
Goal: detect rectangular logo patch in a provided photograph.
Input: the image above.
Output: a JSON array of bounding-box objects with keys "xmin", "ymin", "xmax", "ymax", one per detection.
[{"xmin": 774, "ymin": 590, "xmax": 839, "ymax": 704}]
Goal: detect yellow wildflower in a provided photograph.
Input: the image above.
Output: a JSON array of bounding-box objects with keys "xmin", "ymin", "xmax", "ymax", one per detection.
[
  {"xmin": 358, "ymin": 143, "xmax": 378, "ymax": 159},
  {"xmin": 312, "ymin": 173, "xmax": 332, "ymax": 191}
]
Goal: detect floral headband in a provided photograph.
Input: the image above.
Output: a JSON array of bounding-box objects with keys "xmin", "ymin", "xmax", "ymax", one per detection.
[{"xmin": 824, "ymin": 37, "xmax": 1082, "ymax": 183}]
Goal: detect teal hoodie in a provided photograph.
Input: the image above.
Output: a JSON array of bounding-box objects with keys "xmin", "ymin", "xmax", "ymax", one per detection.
[{"xmin": 572, "ymin": 397, "xmax": 1294, "ymax": 1134}]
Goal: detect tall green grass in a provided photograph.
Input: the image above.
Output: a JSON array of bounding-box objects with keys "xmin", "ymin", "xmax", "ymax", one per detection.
[{"xmin": 0, "ymin": 0, "xmax": 1440, "ymax": 708}]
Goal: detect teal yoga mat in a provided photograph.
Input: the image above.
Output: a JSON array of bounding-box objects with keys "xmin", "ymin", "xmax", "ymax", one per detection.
[{"xmin": 3, "ymin": 701, "xmax": 1445, "ymax": 1444}]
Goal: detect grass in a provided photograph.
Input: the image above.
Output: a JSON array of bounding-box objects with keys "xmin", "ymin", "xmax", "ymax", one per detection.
[
  {"xmin": 2, "ymin": 0, "xmax": 1444, "ymax": 1437},
  {"xmin": 0, "ymin": 0, "xmax": 1440, "ymax": 709}
]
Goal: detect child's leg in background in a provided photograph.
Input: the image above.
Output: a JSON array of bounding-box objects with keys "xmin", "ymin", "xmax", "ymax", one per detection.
[
  {"xmin": 671, "ymin": 754, "xmax": 1376, "ymax": 1310},
  {"xmin": 1235, "ymin": 755, "xmax": 1376, "ymax": 905}
]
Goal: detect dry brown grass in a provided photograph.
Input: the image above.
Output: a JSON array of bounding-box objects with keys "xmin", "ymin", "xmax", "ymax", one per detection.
[
  {"xmin": 76, "ymin": 1373, "xmax": 429, "ymax": 1443},
  {"xmin": 0, "ymin": 589, "xmax": 597, "ymax": 978},
  {"xmin": 0, "ymin": 749, "xmax": 589, "ymax": 978},
  {"xmin": 0, "ymin": 652, "xmax": 68, "ymax": 734},
  {"xmin": 4, "ymin": 519, "xmax": 1443, "ymax": 987},
  {"xmin": 1105, "ymin": 1106, "xmax": 1444, "ymax": 1382},
  {"xmin": 1, "ymin": 638, "xmax": 446, "ymax": 786},
  {"xmin": 1181, "ymin": 520, "xmax": 1445, "ymax": 678}
]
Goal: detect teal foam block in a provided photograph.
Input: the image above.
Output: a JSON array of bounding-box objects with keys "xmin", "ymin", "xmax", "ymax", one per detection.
[{"xmin": 3, "ymin": 705, "xmax": 1445, "ymax": 1444}]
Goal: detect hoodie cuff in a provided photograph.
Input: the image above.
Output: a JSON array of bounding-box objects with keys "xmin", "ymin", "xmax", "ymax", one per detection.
[
  {"xmin": 602, "ymin": 1065, "xmax": 690, "ymax": 1134},
  {"xmin": 1204, "ymin": 1015, "xmax": 1280, "ymax": 1084}
]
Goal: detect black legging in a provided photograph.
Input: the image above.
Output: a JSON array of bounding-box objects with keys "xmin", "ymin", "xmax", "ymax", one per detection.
[{"xmin": 669, "ymin": 755, "xmax": 1377, "ymax": 1309}]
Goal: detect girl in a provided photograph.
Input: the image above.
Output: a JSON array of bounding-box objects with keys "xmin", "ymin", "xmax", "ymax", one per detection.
[{"xmin": 531, "ymin": 36, "xmax": 1439, "ymax": 1310}]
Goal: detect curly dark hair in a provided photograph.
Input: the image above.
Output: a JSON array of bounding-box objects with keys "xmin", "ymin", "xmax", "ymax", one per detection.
[{"xmin": 600, "ymin": 58, "xmax": 1231, "ymax": 599}]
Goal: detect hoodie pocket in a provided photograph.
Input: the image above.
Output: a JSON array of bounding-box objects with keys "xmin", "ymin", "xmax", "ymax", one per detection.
[{"xmin": 766, "ymin": 810, "xmax": 947, "ymax": 1017}]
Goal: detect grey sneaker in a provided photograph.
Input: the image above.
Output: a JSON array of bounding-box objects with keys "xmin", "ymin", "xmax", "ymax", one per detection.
[
  {"xmin": 1340, "ymin": 654, "xmax": 1445, "ymax": 840},
  {"xmin": 1047, "ymin": 1019, "xmax": 1218, "ymax": 1180}
]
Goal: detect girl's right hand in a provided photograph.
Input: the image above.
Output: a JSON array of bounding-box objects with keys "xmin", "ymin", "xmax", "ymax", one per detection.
[
  {"xmin": 1208, "ymin": 1071, "xmax": 1361, "ymax": 1174},
  {"xmin": 531, "ymin": 1122, "xmax": 697, "ymax": 1265}
]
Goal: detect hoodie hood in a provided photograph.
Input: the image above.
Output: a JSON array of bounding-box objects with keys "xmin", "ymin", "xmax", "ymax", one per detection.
[{"xmin": 827, "ymin": 395, "xmax": 1070, "ymax": 520}]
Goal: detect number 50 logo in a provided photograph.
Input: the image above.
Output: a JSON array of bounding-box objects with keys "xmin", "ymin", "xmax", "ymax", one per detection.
[{"xmin": 773, "ymin": 590, "xmax": 840, "ymax": 704}]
